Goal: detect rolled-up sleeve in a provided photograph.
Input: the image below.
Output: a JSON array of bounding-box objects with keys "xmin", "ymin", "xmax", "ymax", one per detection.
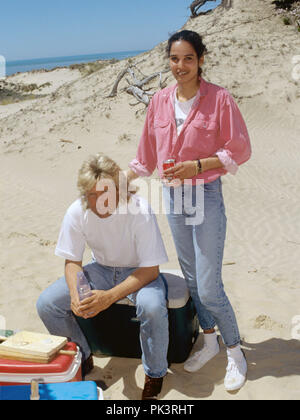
[
  {"xmin": 129, "ymin": 99, "xmax": 158, "ymax": 177},
  {"xmin": 215, "ymin": 148, "xmax": 239, "ymax": 175},
  {"xmin": 218, "ymin": 91, "xmax": 251, "ymax": 167}
]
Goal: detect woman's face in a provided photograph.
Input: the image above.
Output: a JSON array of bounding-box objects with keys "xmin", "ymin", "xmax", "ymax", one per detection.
[{"xmin": 169, "ymin": 40, "xmax": 204, "ymax": 86}]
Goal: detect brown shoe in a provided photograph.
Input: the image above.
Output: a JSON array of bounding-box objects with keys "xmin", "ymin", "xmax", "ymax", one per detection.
[{"xmin": 142, "ymin": 375, "xmax": 163, "ymax": 400}]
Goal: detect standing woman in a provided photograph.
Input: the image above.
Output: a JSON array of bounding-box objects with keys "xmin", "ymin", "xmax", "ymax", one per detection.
[{"xmin": 127, "ymin": 30, "xmax": 251, "ymax": 392}]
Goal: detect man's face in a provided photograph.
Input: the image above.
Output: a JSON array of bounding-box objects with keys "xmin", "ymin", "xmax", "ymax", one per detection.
[{"xmin": 86, "ymin": 179, "xmax": 119, "ymax": 218}]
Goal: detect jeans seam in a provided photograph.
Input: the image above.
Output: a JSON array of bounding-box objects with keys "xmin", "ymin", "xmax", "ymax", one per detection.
[
  {"xmin": 215, "ymin": 200, "xmax": 226, "ymax": 303},
  {"xmin": 215, "ymin": 201, "xmax": 240, "ymax": 345}
]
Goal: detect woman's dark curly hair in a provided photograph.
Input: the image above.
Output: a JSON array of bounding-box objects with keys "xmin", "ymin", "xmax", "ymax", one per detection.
[{"xmin": 166, "ymin": 30, "xmax": 207, "ymax": 76}]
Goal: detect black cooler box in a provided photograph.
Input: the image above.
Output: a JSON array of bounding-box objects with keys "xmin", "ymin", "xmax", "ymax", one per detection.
[{"xmin": 76, "ymin": 270, "xmax": 199, "ymax": 364}]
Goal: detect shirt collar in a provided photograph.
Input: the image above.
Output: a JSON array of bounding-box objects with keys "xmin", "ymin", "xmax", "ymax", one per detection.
[
  {"xmin": 199, "ymin": 77, "xmax": 209, "ymax": 97},
  {"xmin": 167, "ymin": 77, "xmax": 208, "ymax": 104}
]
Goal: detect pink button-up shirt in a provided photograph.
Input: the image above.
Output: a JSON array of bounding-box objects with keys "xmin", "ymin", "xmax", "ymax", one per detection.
[{"xmin": 129, "ymin": 78, "xmax": 251, "ymax": 184}]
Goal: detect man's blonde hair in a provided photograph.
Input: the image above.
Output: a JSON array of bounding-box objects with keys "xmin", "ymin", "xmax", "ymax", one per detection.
[{"xmin": 78, "ymin": 153, "xmax": 134, "ymax": 209}]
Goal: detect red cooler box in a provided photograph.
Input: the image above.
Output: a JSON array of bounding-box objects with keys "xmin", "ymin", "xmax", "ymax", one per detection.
[{"xmin": 0, "ymin": 342, "xmax": 82, "ymax": 386}]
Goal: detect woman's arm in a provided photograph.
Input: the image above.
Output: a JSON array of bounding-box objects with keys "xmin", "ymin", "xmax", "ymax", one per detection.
[
  {"xmin": 163, "ymin": 157, "xmax": 224, "ymax": 181},
  {"xmin": 129, "ymin": 98, "xmax": 158, "ymax": 177},
  {"xmin": 199, "ymin": 156, "xmax": 224, "ymax": 173},
  {"xmin": 218, "ymin": 92, "xmax": 251, "ymax": 166},
  {"xmin": 126, "ymin": 168, "xmax": 140, "ymax": 183}
]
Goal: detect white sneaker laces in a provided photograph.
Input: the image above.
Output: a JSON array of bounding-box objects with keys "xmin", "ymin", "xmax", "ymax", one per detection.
[{"xmin": 226, "ymin": 356, "xmax": 239, "ymax": 373}]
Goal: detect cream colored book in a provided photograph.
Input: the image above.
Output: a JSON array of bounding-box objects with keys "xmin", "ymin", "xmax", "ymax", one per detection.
[{"xmin": 0, "ymin": 331, "xmax": 67, "ymax": 360}]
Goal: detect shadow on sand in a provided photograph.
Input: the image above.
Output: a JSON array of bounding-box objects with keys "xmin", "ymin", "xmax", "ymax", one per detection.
[{"xmin": 86, "ymin": 336, "xmax": 300, "ymax": 400}]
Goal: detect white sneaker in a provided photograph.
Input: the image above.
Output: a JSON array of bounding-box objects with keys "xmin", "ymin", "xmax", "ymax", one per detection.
[
  {"xmin": 184, "ymin": 334, "xmax": 220, "ymax": 373},
  {"xmin": 224, "ymin": 348, "xmax": 247, "ymax": 392}
]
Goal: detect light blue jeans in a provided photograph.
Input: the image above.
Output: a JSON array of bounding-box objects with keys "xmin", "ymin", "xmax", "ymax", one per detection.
[
  {"xmin": 36, "ymin": 262, "xmax": 169, "ymax": 378},
  {"xmin": 163, "ymin": 178, "xmax": 240, "ymax": 347}
]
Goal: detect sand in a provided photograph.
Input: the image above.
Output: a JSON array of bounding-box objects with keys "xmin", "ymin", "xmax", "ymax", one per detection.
[{"xmin": 0, "ymin": 0, "xmax": 299, "ymax": 400}]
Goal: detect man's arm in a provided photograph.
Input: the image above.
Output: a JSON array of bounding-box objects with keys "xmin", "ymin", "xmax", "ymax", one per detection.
[
  {"xmin": 109, "ymin": 266, "xmax": 159, "ymax": 303},
  {"xmin": 79, "ymin": 266, "xmax": 159, "ymax": 319},
  {"xmin": 65, "ymin": 259, "xmax": 83, "ymax": 317}
]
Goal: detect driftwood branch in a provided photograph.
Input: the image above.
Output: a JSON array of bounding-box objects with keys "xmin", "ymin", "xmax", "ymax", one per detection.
[
  {"xmin": 221, "ymin": 0, "xmax": 233, "ymax": 9},
  {"xmin": 106, "ymin": 59, "xmax": 146, "ymax": 98},
  {"xmin": 107, "ymin": 63, "xmax": 169, "ymax": 106},
  {"xmin": 126, "ymin": 86, "xmax": 151, "ymax": 106},
  {"xmin": 190, "ymin": 0, "xmax": 217, "ymax": 17},
  {"xmin": 107, "ymin": 68, "xmax": 129, "ymax": 98},
  {"xmin": 190, "ymin": 0, "xmax": 232, "ymax": 17}
]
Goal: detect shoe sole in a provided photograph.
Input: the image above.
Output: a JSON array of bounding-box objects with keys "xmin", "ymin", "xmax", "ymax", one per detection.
[{"xmin": 225, "ymin": 374, "xmax": 247, "ymax": 392}]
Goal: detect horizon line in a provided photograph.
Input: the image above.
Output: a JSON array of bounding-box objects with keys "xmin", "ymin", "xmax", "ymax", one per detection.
[{"xmin": 5, "ymin": 49, "xmax": 148, "ymax": 65}]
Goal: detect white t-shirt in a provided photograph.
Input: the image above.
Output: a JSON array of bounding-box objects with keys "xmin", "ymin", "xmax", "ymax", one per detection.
[
  {"xmin": 174, "ymin": 91, "xmax": 197, "ymax": 135},
  {"xmin": 55, "ymin": 194, "xmax": 168, "ymax": 268}
]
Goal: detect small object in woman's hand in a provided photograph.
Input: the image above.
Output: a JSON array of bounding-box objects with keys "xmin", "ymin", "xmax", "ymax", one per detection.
[{"xmin": 163, "ymin": 158, "xmax": 176, "ymax": 181}]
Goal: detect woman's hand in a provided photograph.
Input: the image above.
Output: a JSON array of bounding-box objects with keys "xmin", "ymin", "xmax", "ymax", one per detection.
[
  {"xmin": 77, "ymin": 290, "xmax": 114, "ymax": 319},
  {"xmin": 163, "ymin": 160, "xmax": 198, "ymax": 182}
]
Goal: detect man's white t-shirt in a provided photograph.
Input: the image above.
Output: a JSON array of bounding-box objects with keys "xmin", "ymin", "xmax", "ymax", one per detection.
[{"xmin": 55, "ymin": 194, "xmax": 168, "ymax": 268}]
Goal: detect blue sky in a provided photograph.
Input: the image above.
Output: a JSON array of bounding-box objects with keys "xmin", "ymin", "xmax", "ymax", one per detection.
[{"xmin": 0, "ymin": 0, "xmax": 221, "ymax": 61}]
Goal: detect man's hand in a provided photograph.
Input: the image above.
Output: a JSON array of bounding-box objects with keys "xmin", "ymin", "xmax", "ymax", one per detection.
[
  {"xmin": 72, "ymin": 266, "xmax": 160, "ymax": 319},
  {"xmin": 77, "ymin": 290, "xmax": 113, "ymax": 319},
  {"xmin": 70, "ymin": 294, "xmax": 83, "ymax": 318}
]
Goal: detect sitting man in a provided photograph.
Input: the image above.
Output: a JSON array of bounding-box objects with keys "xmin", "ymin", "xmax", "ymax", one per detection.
[{"xmin": 37, "ymin": 153, "xmax": 169, "ymax": 400}]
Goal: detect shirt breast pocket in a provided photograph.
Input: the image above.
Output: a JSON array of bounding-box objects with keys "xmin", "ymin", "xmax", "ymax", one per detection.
[
  {"xmin": 154, "ymin": 119, "xmax": 171, "ymax": 146},
  {"xmin": 189, "ymin": 119, "xmax": 219, "ymax": 157},
  {"xmin": 154, "ymin": 119, "xmax": 170, "ymax": 130}
]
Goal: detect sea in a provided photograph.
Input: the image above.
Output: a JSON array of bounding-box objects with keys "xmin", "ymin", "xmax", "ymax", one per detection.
[{"xmin": 5, "ymin": 50, "xmax": 147, "ymax": 77}]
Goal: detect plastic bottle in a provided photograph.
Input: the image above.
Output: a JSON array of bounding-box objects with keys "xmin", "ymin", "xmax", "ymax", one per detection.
[{"xmin": 77, "ymin": 271, "xmax": 92, "ymax": 301}]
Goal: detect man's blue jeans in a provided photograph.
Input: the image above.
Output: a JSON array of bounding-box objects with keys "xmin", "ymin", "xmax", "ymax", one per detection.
[
  {"xmin": 37, "ymin": 262, "xmax": 169, "ymax": 378},
  {"xmin": 163, "ymin": 178, "xmax": 241, "ymax": 348}
]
